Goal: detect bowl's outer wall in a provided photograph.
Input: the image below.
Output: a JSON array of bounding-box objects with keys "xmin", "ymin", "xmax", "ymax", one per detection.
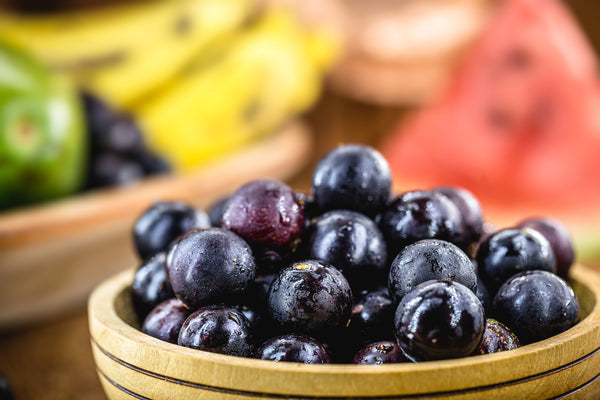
[{"xmin": 88, "ymin": 265, "xmax": 600, "ymax": 400}]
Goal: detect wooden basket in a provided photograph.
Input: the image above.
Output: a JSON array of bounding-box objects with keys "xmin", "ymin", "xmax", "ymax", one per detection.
[
  {"xmin": 88, "ymin": 263, "xmax": 600, "ymax": 400},
  {"xmin": 0, "ymin": 121, "xmax": 311, "ymax": 331}
]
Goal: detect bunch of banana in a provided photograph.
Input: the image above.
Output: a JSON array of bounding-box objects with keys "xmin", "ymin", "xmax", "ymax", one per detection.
[
  {"xmin": 0, "ymin": 0, "xmax": 255, "ymax": 109},
  {"xmin": 0, "ymin": 0, "xmax": 339, "ymax": 171},
  {"xmin": 133, "ymin": 9, "xmax": 338, "ymax": 170}
]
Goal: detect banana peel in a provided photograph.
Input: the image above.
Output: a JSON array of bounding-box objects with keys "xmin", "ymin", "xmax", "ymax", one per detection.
[
  {"xmin": 79, "ymin": 0, "xmax": 256, "ymax": 109},
  {"xmin": 0, "ymin": 0, "xmax": 256, "ymax": 109},
  {"xmin": 0, "ymin": 0, "xmax": 191, "ymax": 70},
  {"xmin": 134, "ymin": 9, "xmax": 339, "ymax": 171}
]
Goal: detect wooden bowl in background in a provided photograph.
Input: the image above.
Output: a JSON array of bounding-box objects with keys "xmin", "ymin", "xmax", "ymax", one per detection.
[
  {"xmin": 0, "ymin": 121, "xmax": 311, "ymax": 331},
  {"xmin": 88, "ymin": 263, "xmax": 600, "ymax": 400}
]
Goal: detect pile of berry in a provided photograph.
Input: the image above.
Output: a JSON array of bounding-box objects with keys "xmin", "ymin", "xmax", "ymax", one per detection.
[
  {"xmin": 82, "ymin": 92, "xmax": 170, "ymax": 189},
  {"xmin": 130, "ymin": 144, "xmax": 580, "ymax": 364}
]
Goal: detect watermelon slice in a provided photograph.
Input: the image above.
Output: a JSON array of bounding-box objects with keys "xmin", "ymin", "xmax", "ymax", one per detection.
[{"xmin": 380, "ymin": 0, "xmax": 600, "ymax": 262}]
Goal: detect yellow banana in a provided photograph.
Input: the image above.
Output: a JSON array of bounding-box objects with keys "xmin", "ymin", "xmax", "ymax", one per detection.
[
  {"xmin": 0, "ymin": 0, "xmax": 256, "ymax": 109},
  {"xmin": 133, "ymin": 9, "xmax": 339, "ymax": 171},
  {"xmin": 0, "ymin": 1, "xmax": 190, "ymax": 70},
  {"xmin": 79, "ymin": 0, "xmax": 255, "ymax": 109}
]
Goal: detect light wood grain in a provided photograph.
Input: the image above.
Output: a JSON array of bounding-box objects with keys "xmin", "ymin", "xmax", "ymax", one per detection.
[
  {"xmin": 0, "ymin": 121, "xmax": 312, "ymax": 331},
  {"xmin": 89, "ymin": 264, "xmax": 600, "ymax": 400}
]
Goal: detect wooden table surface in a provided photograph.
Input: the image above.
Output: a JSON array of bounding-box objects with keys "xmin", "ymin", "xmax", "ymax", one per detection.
[{"xmin": 2, "ymin": 1, "xmax": 599, "ymax": 397}]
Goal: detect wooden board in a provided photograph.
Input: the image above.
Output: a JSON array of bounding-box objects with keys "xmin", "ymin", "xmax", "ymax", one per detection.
[{"xmin": 0, "ymin": 121, "xmax": 312, "ymax": 331}]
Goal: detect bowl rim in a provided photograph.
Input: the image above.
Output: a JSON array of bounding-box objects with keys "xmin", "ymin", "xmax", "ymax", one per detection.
[{"xmin": 88, "ymin": 263, "xmax": 600, "ymax": 397}]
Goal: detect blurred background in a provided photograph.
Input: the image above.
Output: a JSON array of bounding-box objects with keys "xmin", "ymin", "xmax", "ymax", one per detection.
[{"xmin": 1, "ymin": 0, "xmax": 599, "ymax": 398}]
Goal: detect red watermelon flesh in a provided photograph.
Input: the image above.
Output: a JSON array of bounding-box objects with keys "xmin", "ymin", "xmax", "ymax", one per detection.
[{"xmin": 380, "ymin": 0, "xmax": 600, "ymax": 259}]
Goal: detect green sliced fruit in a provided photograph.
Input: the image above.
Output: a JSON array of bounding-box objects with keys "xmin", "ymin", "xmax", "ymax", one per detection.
[{"xmin": 0, "ymin": 41, "xmax": 87, "ymax": 210}]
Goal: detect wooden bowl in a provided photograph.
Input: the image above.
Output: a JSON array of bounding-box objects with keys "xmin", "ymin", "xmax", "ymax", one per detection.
[
  {"xmin": 0, "ymin": 121, "xmax": 311, "ymax": 331},
  {"xmin": 88, "ymin": 263, "xmax": 600, "ymax": 400}
]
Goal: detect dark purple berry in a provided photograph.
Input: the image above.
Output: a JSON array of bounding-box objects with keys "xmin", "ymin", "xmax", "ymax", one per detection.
[
  {"xmin": 233, "ymin": 303, "xmax": 273, "ymax": 343},
  {"xmin": 207, "ymin": 196, "xmax": 230, "ymax": 227},
  {"xmin": 133, "ymin": 201, "xmax": 210, "ymax": 260},
  {"xmin": 475, "ymin": 274, "xmax": 492, "ymax": 314},
  {"xmin": 81, "ymin": 91, "xmax": 118, "ymax": 136},
  {"xmin": 250, "ymin": 273, "xmax": 276, "ymax": 308},
  {"xmin": 388, "ymin": 239, "xmax": 477, "ymax": 304},
  {"xmin": 394, "ymin": 280, "xmax": 485, "ymax": 362},
  {"xmin": 353, "ymin": 341, "xmax": 410, "ymax": 365},
  {"xmin": 308, "ymin": 210, "xmax": 387, "ymax": 290},
  {"xmin": 141, "ymin": 298, "xmax": 191, "ymax": 344},
  {"xmin": 433, "ymin": 186, "xmax": 484, "ymax": 251},
  {"xmin": 493, "ymin": 270, "xmax": 580, "ymax": 344},
  {"xmin": 166, "ymin": 227, "xmax": 255, "ymax": 309},
  {"xmin": 131, "ymin": 252, "xmax": 174, "ymax": 319},
  {"xmin": 294, "ymin": 191, "xmax": 320, "ymax": 225},
  {"xmin": 347, "ymin": 287, "xmax": 395, "ymax": 348},
  {"xmin": 476, "ymin": 318, "xmax": 520, "ymax": 355},
  {"xmin": 378, "ymin": 190, "xmax": 463, "ymax": 256},
  {"xmin": 475, "ymin": 228, "xmax": 556, "ymax": 294},
  {"xmin": 221, "ymin": 179, "xmax": 305, "ymax": 249},
  {"xmin": 98, "ymin": 117, "xmax": 146, "ymax": 156},
  {"xmin": 250, "ymin": 243, "xmax": 298, "ymax": 275},
  {"xmin": 256, "ymin": 334, "xmax": 331, "ymax": 364},
  {"xmin": 89, "ymin": 152, "xmax": 145, "ymax": 188},
  {"xmin": 82, "ymin": 92, "xmax": 171, "ymax": 189},
  {"xmin": 517, "ymin": 217, "xmax": 575, "ymax": 279},
  {"xmin": 178, "ymin": 305, "xmax": 254, "ymax": 357},
  {"xmin": 267, "ymin": 260, "xmax": 353, "ymax": 337},
  {"xmin": 311, "ymin": 144, "xmax": 391, "ymax": 217},
  {"xmin": 138, "ymin": 151, "xmax": 171, "ymax": 175}
]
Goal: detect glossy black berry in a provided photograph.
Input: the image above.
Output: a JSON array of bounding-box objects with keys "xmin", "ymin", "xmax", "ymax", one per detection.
[
  {"xmin": 475, "ymin": 275, "xmax": 492, "ymax": 315},
  {"xmin": 517, "ymin": 217, "xmax": 575, "ymax": 279},
  {"xmin": 81, "ymin": 92, "xmax": 118, "ymax": 135},
  {"xmin": 476, "ymin": 318, "xmax": 520, "ymax": 355},
  {"xmin": 133, "ymin": 201, "xmax": 210, "ymax": 260},
  {"xmin": 353, "ymin": 341, "xmax": 410, "ymax": 365},
  {"xmin": 250, "ymin": 243, "xmax": 298, "ymax": 275},
  {"xmin": 267, "ymin": 260, "xmax": 353, "ymax": 337},
  {"xmin": 82, "ymin": 92, "xmax": 171, "ymax": 189},
  {"xmin": 250, "ymin": 273, "xmax": 276, "ymax": 309},
  {"xmin": 394, "ymin": 280, "xmax": 485, "ymax": 362},
  {"xmin": 294, "ymin": 191, "xmax": 321, "ymax": 225},
  {"xmin": 378, "ymin": 190, "xmax": 463, "ymax": 256},
  {"xmin": 493, "ymin": 270, "xmax": 580, "ymax": 344},
  {"xmin": 311, "ymin": 144, "xmax": 391, "ymax": 217},
  {"xmin": 307, "ymin": 210, "xmax": 387, "ymax": 290},
  {"xmin": 221, "ymin": 179, "xmax": 305, "ymax": 249},
  {"xmin": 256, "ymin": 334, "xmax": 331, "ymax": 364},
  {"xmin": 166, "ymin": 227, "xmax": 256, "ymax": 309},
  {"xmin": 96, "ymin": 116, "xmax": 146, "ymax": 156},
  {"xmin": 138, "ymin": 151, "xmax": 171, "ymax": 175},
  {"xmin": 82, "ymin": 92, "xmax": 144, "ymax": 157},
  {"xmin": 233, "ymin": 302, "xmax": 274, "ymax": 343},
  {"xmin": 347, "ymin": 287, "xmax": 395, "ymax": 348},
  {"xmin": 88, "ymin": 152, "xmax": 146, "ymax": 188},
  {"xmin": 207, "ymin": 196, "xmax": 230, "ymax": 227},
  {"xmin": 131, "ymin": 252, "xmax": 174, "ymax": 319},
  {"xmin": 141, "ymin": 298, "xmax": 191, "ymax": 344},
  {"xmin": 178, "ymin": 305, "xmax": 254, "ymax": 357},
  {"xmin": 475, "ymin": 228, "xmax": 556, "ymax": 294},
  {"xmin": 388, "ymin": 239, "xmax": 477, "ymax": 304},
  {"xmin": 433, "ymin": 186, "xmax": 484, "ymax": 251}
]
